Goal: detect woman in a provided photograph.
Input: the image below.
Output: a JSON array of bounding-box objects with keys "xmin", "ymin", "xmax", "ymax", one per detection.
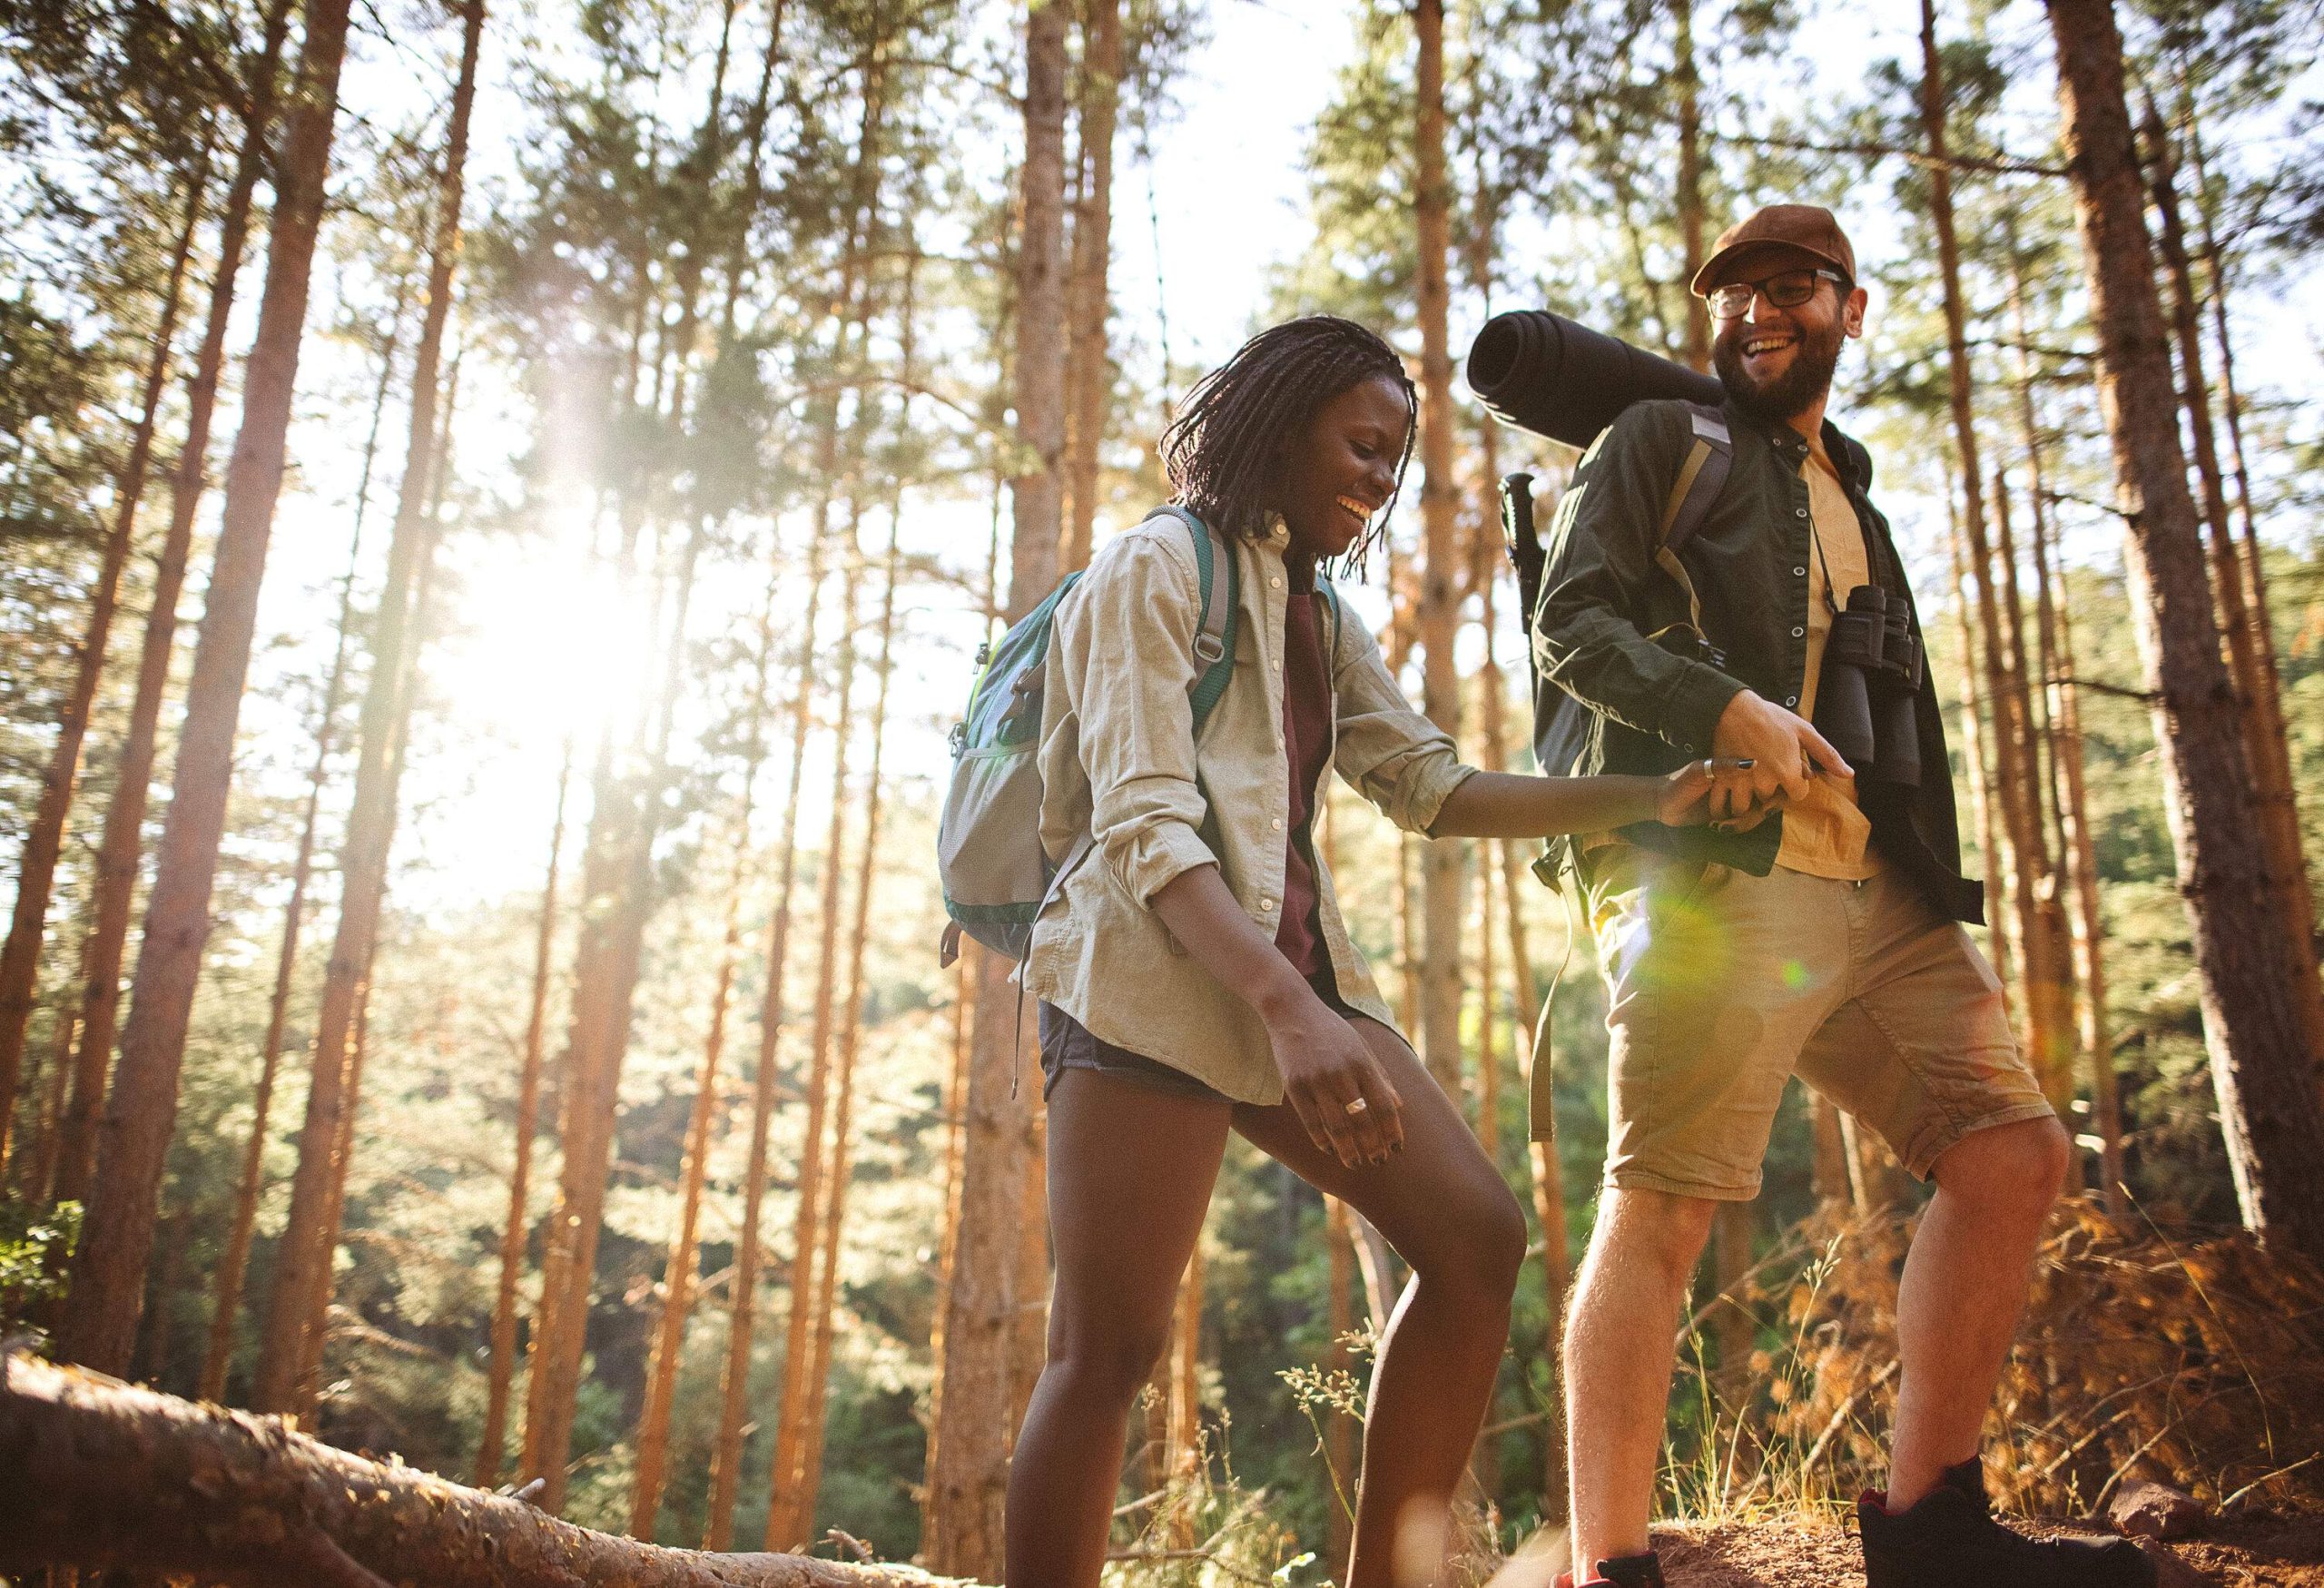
[{"xmin": 1013, "ymin": 315, "xmax": 1724, "ymax": 1587}]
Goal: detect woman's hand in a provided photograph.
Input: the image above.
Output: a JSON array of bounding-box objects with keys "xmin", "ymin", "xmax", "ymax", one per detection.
[
  {"xmin": 1265, "ymin": 991, "xmax": 1404, "ymax": 1169},
  {"xmin": 1656, "ymin": 757, "xmax": 1762, "ymax": 827}
]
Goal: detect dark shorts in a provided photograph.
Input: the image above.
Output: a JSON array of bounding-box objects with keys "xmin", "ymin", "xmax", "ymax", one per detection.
[{"xmin": 1038, "ymin": 967, "xmax": 1357, "ymax": 1103}]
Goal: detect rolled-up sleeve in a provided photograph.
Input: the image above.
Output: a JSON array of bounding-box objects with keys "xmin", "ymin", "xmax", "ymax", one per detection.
[
  {"xmin": 1049, "ymin": 529, "xmax": 1219, "ymax": 908},
  {"xmin": 1331, "ymin": 616, "xmax": 1477, "ymax": 834},
  {"xmin": 1535, "ymin": 406, "xmax": 1744, "ymax": 755}
]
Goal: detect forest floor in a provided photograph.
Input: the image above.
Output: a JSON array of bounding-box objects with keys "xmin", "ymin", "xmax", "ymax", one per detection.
[{"xmin": 1613, "ymin": 1511, "xmax": 2324, "ymax": 1586}]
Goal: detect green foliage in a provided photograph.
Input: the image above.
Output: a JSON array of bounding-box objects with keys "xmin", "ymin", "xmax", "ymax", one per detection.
[{"xmin": 0, "ymin": 1198, "xmax": 77, "ymax": 1343}]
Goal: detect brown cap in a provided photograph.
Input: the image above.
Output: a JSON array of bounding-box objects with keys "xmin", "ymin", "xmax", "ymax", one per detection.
[{"xmin": 1690, "ymin": 203, "xmax": 1856, "ymax": 297}]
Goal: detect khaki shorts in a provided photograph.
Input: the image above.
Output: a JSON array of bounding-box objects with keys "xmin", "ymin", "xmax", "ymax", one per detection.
[{"xmin": 1586, "ymin": 850, "xmax": 2055, "ymax": 1201}]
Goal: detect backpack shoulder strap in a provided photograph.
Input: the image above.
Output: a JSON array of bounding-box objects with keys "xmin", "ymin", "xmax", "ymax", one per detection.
[
  {"xmin": 1644, "ymin": 402, "xmax": 1730, "ymax": 654},
  {"xmin": 1143, "ymin": 505, "xmax": 1238, "ymax": 732},
  {"xmin": 1659, "ymin": 403, "xmax": 1731, "ymax": 556}
]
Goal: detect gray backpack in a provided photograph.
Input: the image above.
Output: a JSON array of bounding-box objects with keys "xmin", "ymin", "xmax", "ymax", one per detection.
[{"xmin": 937, "ymin": 507, "xmax": 1239, "ymax": 967}]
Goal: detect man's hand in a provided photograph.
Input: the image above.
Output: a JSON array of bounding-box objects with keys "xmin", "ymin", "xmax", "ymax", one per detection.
[{"xmin": 1709, "ymin": 690, "xmax": 1851, "ymax": 823}]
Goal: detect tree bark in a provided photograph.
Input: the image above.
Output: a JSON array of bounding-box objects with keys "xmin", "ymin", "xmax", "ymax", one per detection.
[
  {"xmin": 1919, "ymin": 0, "xmax": 2068, "ymax": 1098},
  {"xmin": 629, "ymin": 585, "xmax": 781, "ymax": 1538},
  {"xmin": 785, "ymin": 506, "xmax": 907, "ymax": 1544},
  {"xmin": 0, "ymin": 1354, "xmax": 961, "ymax": 1587},
  {"xmin": 0, "ymin": 146, "xmax": 208, "ymax": 1178},
  {"xmin": 703, "ymin": 526, "xmax": 831, "ymax": 1550},
  {"xmin": 1059, "ymin": 0, "xmax": 1120, "ymax": 572},
  {"xmin": 1413, "ymin": 0, "xmax": 1464, "ymax": 1100},
  {"xmin": 1671, "ymin": 0, "xmax": 1709, "ymax": 373},
  {"xmin": 57, "ymin": 0, "xmax": 360, "ymax": 1378},
  {"xmin": 474, "ymin": 746, "xmax": 572, "ymax": 1487},
  {"xmin": 1945, "ymin": 479, "xmax": 2013, "ymax": 990},
  {"xmin": 251, "ymin": 0, "xmax": 485, "ymax": 1415},
  {"xmin": 47, "ymin": 0, "xmax": 297, "ymax": 1212},
  {"xmin": 921, "ymin": 4, "xmax": 1064, "ymax": 1573},
  {"xmin": 763, "ymin": 519, "xmax": 867, "ymax": 1551},
  {"xmin": 2042, "ymin": 0, "xmax": 2324, "ymax": 1261},
  {"xmin": 198, "ymin": 358, "xmax": 397, "ymax": 1401},
  {"xmin": 2141, "ymin": 104, "xmax": 2324, "ymax": 1074}
]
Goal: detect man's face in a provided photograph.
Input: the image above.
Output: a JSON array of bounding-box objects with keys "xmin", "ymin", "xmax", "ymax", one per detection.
[{"xmin": 1709, "ymin": 252, "xmax": 1866, "ymax": 424}]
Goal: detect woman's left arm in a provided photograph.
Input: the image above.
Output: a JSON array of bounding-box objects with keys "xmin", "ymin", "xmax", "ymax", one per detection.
[{"xmin": 1426, "ymin": 764, "xmax": 1718, "ymax": 839}]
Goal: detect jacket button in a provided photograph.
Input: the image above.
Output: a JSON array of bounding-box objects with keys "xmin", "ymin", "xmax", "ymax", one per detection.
[
  {"xmin": 1260, "ymin": 897, "xmax": 1276, "ymax": 912},
  {"xmin": 1792, "ymin": 626, "xmax": 1806, "ymax": 637},
  {"xmin": 1787, "ymin": 695, "xmax": 1799, "ymax": 706},
  {"xmin": 1794, "ymin": 567, "xmax": 1807, "ymax": 577},
  {"xmin": 1271, "ymin": 817, "xmax": 1284, "ymax": 830},
  {"xmin": 1796, "ymin": 508, "xmax": 1808, "ymax": 518},
  {"xmin": 1271, "ymin": 576, "xmax": 1283, "ymax": 588}
]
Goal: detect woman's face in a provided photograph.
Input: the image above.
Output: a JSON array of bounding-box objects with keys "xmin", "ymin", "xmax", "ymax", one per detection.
[{"xmin": 1271, "ymin": 374, "xmax": 1410, "ymax": 561}]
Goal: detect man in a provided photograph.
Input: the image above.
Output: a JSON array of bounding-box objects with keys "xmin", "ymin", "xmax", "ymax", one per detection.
[{"xmin": 1530, "ymin": 205, "xmax": 2153, "ymax": 1588}]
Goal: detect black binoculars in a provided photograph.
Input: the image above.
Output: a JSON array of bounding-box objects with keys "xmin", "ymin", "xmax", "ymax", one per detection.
[{"xmin": 1817, "ymin": 585, "xmax": 1924, "ymax": 788}]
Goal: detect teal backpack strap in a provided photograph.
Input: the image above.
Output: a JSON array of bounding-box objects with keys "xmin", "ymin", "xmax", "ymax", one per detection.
[{"xmin": 1144, "ymin": 506, "xmax": 1238, "ymax": 733}]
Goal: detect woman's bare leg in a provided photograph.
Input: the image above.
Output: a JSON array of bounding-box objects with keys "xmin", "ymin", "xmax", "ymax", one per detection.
[
  {"xmin": 1233, "ymin": 1019, "xmax": 1529, "ymax": 1588},
  {"xmin": 1004, "ymin": 1069, "xmax": 1232, "ymax": 1588}
]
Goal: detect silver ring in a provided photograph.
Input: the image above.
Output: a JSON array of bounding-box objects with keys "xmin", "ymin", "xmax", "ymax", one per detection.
[{"xmin": 1344, "ymin": 1097, "xmax": 1370, "ymax": 1117}]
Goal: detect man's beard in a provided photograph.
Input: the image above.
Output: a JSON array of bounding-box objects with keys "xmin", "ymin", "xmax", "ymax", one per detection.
[{"xmin": 1713, "ymin": 315, "xmax": 1845, "ymax": 425}]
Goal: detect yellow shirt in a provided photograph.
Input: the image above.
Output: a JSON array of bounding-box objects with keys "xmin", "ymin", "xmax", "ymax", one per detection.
[{"xmin": 1775, "ymin": 454, "xmax": 1882, "ymax": 880}]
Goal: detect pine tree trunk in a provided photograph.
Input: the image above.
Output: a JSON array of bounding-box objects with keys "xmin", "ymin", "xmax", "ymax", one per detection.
[
  {"xmin": 763, "ymin": 521, "xmax": 866, "ymax": 1552},
  {"xmin": 2022, "ymin": 416, "xmax": 2125, "ymax": 1213},
  {"xmin": 47, "ymin": 0, "xmax": 296, "ymax": 1211},
  {"xmin": 2179, "ymin": 115, "xmax": 2314, "ymax": 1104},
  {"xmin": 1412, "ymin": 0, "xmax": 1463, "ymax": 1099},
  {"xmin": 474, "ymin": 748, "xmax": 572, "ymax": 1489},
  {"xmin": 2043, "ymin": 0, "xmax": 2324, "ymax": 1261},
  {"xmin": 0, "ymin": 150, "xmax": 208, "ymax": 1177},
  {"xmin": 1059, "ymin": 0, "xmax": 1120, "ymax": 572},
  {"xmin": 524, "ymin": 522, "xmax": 703, "ymax": 1510},
  {"xmin": 0, "ymin": 1355, "xmax": 960, "ymax": 1587},
  {"xmin": 1671, "ymin": 0, "xmax": 1709, "ymax": 372},
  {"xmin": 629, "ymin": 577, "xmax": 781, "ymax": 1538},
  {"xmin": 1920, "ymin": 0, "xmax": 2066, "ymax": 1092},
  {"xmin": 786, "ymin": 505, "xmax": 907, "ymax": 1544},
  {"xmin": 704, "ymin": 526, "xmax": 832, "ymax": 1550},
  {"xmin": 921, "ymin": 3, "xmax": 1064, "ymax": 1572},
  {"xmin": 57, "ymin": 0, "xmax": 360, "ymax": 1378},
  {"xmin": 1946, "ymin": 485, "xmax": 2013, "ymax": 990},
  {"xmin": 251, "ymin": 0, "xmax": 485, "ymax": 1414},
  {"xmin": 1990, "ymin": 469, "xmax": 2077, "ymax": 1109},
  {"xmin": 2141, "ymin": 104, "xmax": 2324, "ymax": 1074},
  {"xmin": 198, "ymin": 394, "xmax": 392, "ymax": 1402}
]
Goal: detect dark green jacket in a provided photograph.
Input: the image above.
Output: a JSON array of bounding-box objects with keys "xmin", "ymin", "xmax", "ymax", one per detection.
[{"xmin": 1529, "ymin": 395, "xmax": 1984, "ymax": 924}]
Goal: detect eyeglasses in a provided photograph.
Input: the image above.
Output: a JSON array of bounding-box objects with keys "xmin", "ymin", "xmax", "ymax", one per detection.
[{"xmin": 1707, "ymin": 268, "xmax": 1847, "ymax": 321}]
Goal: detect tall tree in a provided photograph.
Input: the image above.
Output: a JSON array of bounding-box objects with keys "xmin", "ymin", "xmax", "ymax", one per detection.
[
  {"xmin": 2141, "ymin": 103, "xmax": 2324, "ymax": 1071},
  {"xmin": 922, "ymin": 2, "xmax": 1066, "ymax": 1570},
  {"xmin": 0, "ymin": 148, "xmax": 207, "ymax": 1177},
  {"xmin": 251, "ymin": 0, "xmax": 487, "ymax": 1415},
  {"xmin": 57, "ymin": 0, "xmax": 362, "ymax": 1377},
  {"xmin": 473, "ymin": 746, "xmax": 571, "ymax": 1488},
  {"xmin": 1059, "ymin": 0, "xmax": 1121, "ymax": 572},
  {"xmin": 2041, "ymin": 0, "xmax": 2324, "ymax": 1262},
  {"xmin": 45, "ymin": 0, "xmax": 298, "ymax": 1213},
  {"xmin": 1918, "ymin": 0, "xmax": 2073, "ymax": 1103}
]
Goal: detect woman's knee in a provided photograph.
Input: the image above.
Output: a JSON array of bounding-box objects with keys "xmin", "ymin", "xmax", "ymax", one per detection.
[
  {"xmin": 1407, "ymin": 1172, "xmax": 1529, "ymax": 1303},
  {"xmin": 1044, "ymin": 1308, "xmax": 1176, "ymax": 1405}
]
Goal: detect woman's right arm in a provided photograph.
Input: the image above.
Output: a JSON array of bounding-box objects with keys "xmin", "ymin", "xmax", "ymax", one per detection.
[{"xmin": 1148, "ymin": 863, "xmax": 1403, "ymax": 1169}]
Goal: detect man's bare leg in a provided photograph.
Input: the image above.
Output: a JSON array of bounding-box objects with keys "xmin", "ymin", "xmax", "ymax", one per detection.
[
  {"xmin": 1562, "ymin": 1187, "xmax": 1718, "ymax": 1573},
  {"xmin": 1887, "ymin": 1116, "xmax": 2071, "ymax": 1508}
]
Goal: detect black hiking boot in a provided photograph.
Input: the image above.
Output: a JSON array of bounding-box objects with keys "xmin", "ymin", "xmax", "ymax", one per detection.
[
  {"xmin": 1554, "ymin": 1552, "xmax": 1663, "ymax": 1588},
  {"xmin": 1858, "ymin": 1458, "xmax": 2158, "ymax": 1588}
]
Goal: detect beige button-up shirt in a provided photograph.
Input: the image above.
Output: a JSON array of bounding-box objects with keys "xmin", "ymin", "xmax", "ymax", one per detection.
[{"xmin": 1026, "ymin": 512, "xmax": 1477, "ymax": 1104}]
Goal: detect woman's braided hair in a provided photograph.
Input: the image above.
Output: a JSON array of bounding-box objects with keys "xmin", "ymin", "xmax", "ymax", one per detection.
[{"xmin": 1159, "ymin": 314, "xmax": 1417, "ymax": 572}]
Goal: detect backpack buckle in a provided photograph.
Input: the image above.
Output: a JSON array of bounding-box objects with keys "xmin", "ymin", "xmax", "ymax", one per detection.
[
  {"xmin": 1193, "ymin": 634, "xmax": 1226, "ymax": 664},
  {"xmin": 948, "ymin": 721, "xmax": 966, "ymax": 755}
]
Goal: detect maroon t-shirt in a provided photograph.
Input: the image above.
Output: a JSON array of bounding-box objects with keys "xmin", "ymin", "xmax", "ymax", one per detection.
[{"xmin": 1274, "ymin": 557, "xmax": 1334, "ymax": 977}]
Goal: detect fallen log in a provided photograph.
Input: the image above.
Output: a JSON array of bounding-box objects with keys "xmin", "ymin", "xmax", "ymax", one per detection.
[{"xmin": 0, "ymin": 1353, "xmax": 961, "ymax": 1586}]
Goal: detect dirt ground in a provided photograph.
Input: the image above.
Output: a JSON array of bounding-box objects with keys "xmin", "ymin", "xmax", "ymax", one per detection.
[
  {"xmin": 1652, "ymin": 1513, "xmax": 2324, "ymax": 1587},
  {"xmin": 1487, "ymin": 1513, "xmax": 2324, "ymax": 1587}
]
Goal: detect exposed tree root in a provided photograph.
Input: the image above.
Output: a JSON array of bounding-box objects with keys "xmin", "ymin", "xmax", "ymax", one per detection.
[{"xmin": 0, "ymin": 1353, "xmax": 963, "ymax": 1586}]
